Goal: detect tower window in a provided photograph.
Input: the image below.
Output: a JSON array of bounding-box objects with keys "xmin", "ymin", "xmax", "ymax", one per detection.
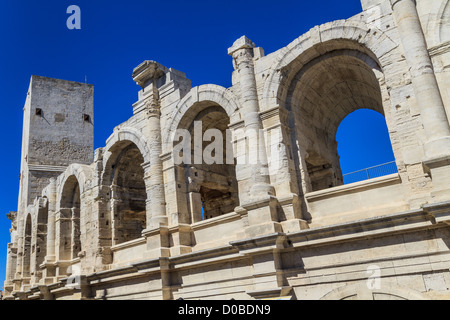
[
  {"xmin": 35, "ymin": 108, "xmax": 42, "ymax": 116},
  {"xmin": 83, "ymin": 114, "xmax": 90, "ymax": 122}
]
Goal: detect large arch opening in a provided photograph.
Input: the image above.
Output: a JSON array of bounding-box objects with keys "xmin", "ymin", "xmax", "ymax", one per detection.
[
  {"xmin": 105, "ymin": 141, "xmax": 147, "ymax": 245},
  {"xmin": 173, "ymin": 103, "xmax": 239, "ymax": 223},
  {"xmin": 337, "ymin": 109, "xmax": 397, "ymax": 184},
  {"xmin": 285, "ymin": 47, "xmax": 394, "ymax": 193},
  {"xmin": 59, "ymin": 176, "xmax": 81, "ymax": 260}
]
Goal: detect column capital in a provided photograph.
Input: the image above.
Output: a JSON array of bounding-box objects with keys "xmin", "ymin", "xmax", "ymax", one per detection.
[
  {"xmin": 228, "ymin": 35, "xmax": 256, "ymax": 56},
  {"xmin": 132, "ymin": 60, "xmax": 166, "ymax": 89},
  {"xmin": 144, "ymin": 95, "xmax": 161, "ymax": 118}
]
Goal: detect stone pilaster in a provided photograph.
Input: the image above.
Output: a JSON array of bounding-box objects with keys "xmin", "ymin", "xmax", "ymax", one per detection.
[
  {"xmin": 142, "ymin": 97, "xmax": 167, "ymax": 229},
  {"xmin": 228, "ymin": 36, "xmax": 274, "ymax": 200},
  {"xmin": 44, "ymin": 178, "xmax": 56, "ymax": 263},
  {"xmin": 14, "ymin": 210, "xmax": 25, "ymax": 284},
  {"xmin": 133, "ymin": 61, "xmax": 170, "ymax": 258},
  {"xmin": 4, "ymin": 211, "xmax": 17, "ymax": 297},
  {"xmin": 390, "ymin": 0, "xmax": 450, "ymax": 200},
  {"xmin": 229, "ymin": 36, "xmax": 280, "ymax": 237},
  {"xmin": 133, "ymin": 61, "xmax": 168, "ymax": 231}
]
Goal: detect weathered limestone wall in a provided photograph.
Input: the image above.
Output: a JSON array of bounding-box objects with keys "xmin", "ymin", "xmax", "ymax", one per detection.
[
  {"xmin": 18, "ymin": 76, "xmax": 94, "ymax": 212},
  {"xmin": 26, "ymin": 76, "xmax": 94, "ymax": 166},
  {"xmin": 4, "ymin": 0, "xmax": 450, "ymax": 300}
]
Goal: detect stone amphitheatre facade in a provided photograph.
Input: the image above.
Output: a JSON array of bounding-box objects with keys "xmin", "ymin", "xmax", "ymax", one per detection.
[{"xmin": 3, "ymin": 0, "xmax": 450, "ymax": 300}]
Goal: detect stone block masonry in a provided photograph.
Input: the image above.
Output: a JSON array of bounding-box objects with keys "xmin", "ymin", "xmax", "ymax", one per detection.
[{"xmin": 3, "ymin": 0, "xmax": 450, "ymax": 300}]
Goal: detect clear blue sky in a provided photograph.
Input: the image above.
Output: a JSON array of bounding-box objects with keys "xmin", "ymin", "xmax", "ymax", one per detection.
[{"xmin": 0, "ymin": 0, "xmax": 395, "ymax": 287}]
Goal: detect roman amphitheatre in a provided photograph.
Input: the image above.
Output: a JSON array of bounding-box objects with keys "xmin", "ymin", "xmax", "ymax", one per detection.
[{"xmin": 3, "ymin": 0, "xmax": 450, "ymax": 300}]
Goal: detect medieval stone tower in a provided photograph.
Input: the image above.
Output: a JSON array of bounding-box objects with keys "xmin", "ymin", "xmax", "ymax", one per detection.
[
  {"xmin": 17, "ymin": 76, "xmax": 94, "ymax": 213},
  {"xmin": 5, "ymin": 76, "xmax": 94, "ymax": 296},
  {"xmin": 3, "ymin": 0, "xmax": 450, "ymax": 300}
]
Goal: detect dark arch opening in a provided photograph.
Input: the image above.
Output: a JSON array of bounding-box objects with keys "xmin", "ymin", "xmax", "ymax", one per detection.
[
  {"xmin": 60, "ymin": 176, "xmax": 81, "ymax": 260},
  {"xmin": 108, "ymin": 142, "xmax": 147, "ymax": 245},
  {"xmin": 174, "ymin": 103, "xmax": 239, "ymax": 223}
]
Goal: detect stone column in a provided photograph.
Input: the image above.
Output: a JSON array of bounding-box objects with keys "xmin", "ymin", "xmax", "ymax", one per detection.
[
  {"xmin": 188, "ymin": 193, "xmax": 202, "ymax": 222},
  {"xmin": 133, "ymin": 61, "xmax": 170, "ymax": 258},
  {"xmin": 14, "ymin": 213, "xmax": 25, "ymax": 282},
  {"xmin": 109, "ymin": 196, "xmax": 120, "ymax": 245},
  {"xmin": 390, "ymin": 0, "xmax": 450, "ymax": 200},
  {"xmin": 4, "ymin": 211, "xmax": 18, "ymax": 296},
  {"xmin": 132, "ymin": 61, "xmax": 168, "ymax": 231},
  {"xmin": 4, "ymin": 244, "xmax": 17, "ymax": 294},
  {"xmin": 228, "ymin": 36, "xmax": 275, "ymax": 201},
  {"xmin": 229, "ymin": 36, "xmax": 281, "ymax": 237},
  {"xmin": 70, "ymin": 207, "xmax": 81, "ymax": 259},
  {"xmin": 142, "ymin": 91, "xmax": 168, "ymax": 230}
]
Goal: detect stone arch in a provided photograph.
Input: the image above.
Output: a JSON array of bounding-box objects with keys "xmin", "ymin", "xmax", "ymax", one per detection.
[
  {"xmin": 57, "ymin": 175, "xmax": 82, "ymax": 261},
  {"xmin": 426, "ymin": 0, "xmax": 450, "ymax": 46},
  {"xmin": 41, "ymin": 178, "xmax": 55, "ymax": 199},
  {"xmin": 163, "ymin": 84, "xmax": 241, "ymax": 154},
  {"xmin": 285, "ymin": 48, "xmax": 384, "ymax": 131},
  {"xmin": 261, "ymin": 20, "xmax": 399, "ymax": 193},
  {"xmin": 262, "ymin": 19, "xmax": 398, "ymax": 111},
  {"xmin": 320, "ymin": 282, "xmax": 427, "ymax": 300},
  {"xmin": 438, "ymin": 0, "xmax": 450, "ymax": 44},
  {"xmin": 55, "ymin": 165, "xmax": 92, "ymax": 262},
  {"xmin": 56, "ymin": 164, "xmax": 93, "ymax": 207},
  {"xmin": 167, "ymin": 85, "xmax": 241, "ymax": 224},
  {"xmin": 102, "ymin": 130, "xmax": 149, "ymax": 245},
  {"xmin": 104, "ymin": 127, "xmax": 151, "ymax": 168}
]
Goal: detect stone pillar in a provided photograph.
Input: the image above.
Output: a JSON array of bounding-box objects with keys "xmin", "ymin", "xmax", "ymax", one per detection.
[
  {"xmin": 70, "ymin": 207, "xmax": 81, "ymax": 259},
  {"xmin": 133, "ymin": 61, "xmax": 168, "ymax": 232},
  {"xmin": 188, "ymin": 191, "xmax": 203, "ymax": 223},
  {"xmin": 390, "ymin": 0, "xmax": 450, "ymax": 144},
  {"xmin": 133, "ymin": 61, "xmax": 170, "ymax": 258},
  {"xmin": 4, "ymin": 244, "xmax": 16, "ymax": 293},
  {"xmin": 45, "ymin": 178, "xmax": 57, "ymax": 262},
  {"xmin": 228, "ymin": 36, "xmax": 274, "ymax": 201},
  {"xmin": 4, "ymin": 210, "xmax": 17, "ymax": 297},
  {"xmin": 56, "ymin": 207, "xmax": 72, "ymax": 266},
  {"xmin": 109, "ymin": 196, "xmax": 120, "ymax": 245},
  {"xmin": 14, "ymin": 213, "xmax": 25, "ymax": 283},
  {"xmin": 229, "ymin": 36, "xmax": 281, "ymax": 237},
  {"xmin": 390, "ymin": 0, "xmax": 450, "ymax": 200}
]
